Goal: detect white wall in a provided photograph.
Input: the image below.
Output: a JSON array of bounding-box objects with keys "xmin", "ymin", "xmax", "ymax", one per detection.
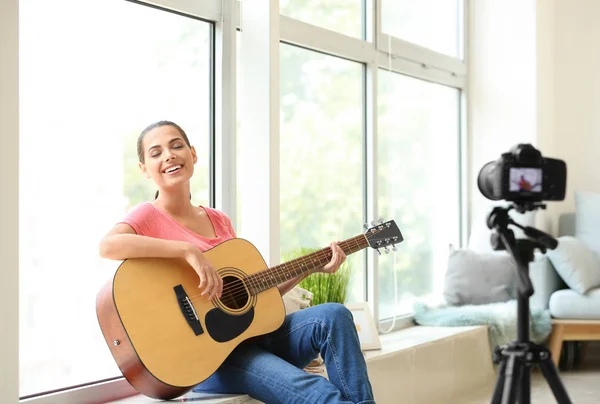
[
  {"xmin": 467, "ymin": 0, "xmax": 538, "ymax": 232},
  {"xmin": 469, "ymin": 0, "xmax": 600, "ymax": 237},
  {"xmin": 0, "ymin": 0, "xmax": 19, "ymax": 402},
  {"xmin": 539, "ymin": 0, "xmax": 600, "ymax": 232}
]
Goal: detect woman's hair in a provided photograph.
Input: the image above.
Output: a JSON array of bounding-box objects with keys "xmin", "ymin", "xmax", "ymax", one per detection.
[{"xmin": 136, "ymin": 121, "xmax": 192, "ymax": 200}]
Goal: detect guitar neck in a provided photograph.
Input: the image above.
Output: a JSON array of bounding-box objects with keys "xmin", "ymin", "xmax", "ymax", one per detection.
[{"xmin": 245, "ymin": 234, "xmax": 369, "ymax": 295}]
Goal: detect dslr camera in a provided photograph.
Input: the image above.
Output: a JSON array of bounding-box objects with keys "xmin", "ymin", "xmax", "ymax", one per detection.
[{"xmin": 478, "ymin": 144, "xmax": 567, "ymax": 204}]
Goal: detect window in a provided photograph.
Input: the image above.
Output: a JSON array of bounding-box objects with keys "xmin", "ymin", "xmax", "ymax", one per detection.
[
  {"xmin": 381, "ymin": 0, "xmax": 462, "ymax": 57},
  {"xmin": 279, "ymin": 43, "xmax": 366, "ymax": 302},
  {"xmin": 280, "ymin": 0, "xmax": 364, "ymax": 39},
  {"xmin": 15, "ymin": 1, "xmax": 467, "ymax": 400},
  {"xmin": 19, "ymin": 0, "xmax": 212, "ymax": 396},
  {"xmin": 377, "ymin": 70, "xmax": 460, "ymax": 320}
]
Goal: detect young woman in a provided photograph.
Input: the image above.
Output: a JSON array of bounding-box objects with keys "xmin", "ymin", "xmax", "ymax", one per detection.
[{"xmin": 99, "ymin": 121, "xmax": 375, "ymax": 404}]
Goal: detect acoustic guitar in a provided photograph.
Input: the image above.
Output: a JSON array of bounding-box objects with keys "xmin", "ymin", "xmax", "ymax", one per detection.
[{"xmin": 96, "ymin": 219, "xmax": 403, "ymax": 399}]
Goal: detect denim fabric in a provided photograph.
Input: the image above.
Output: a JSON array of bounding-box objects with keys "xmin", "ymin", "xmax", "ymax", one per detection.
[{"xmin": 193, "ymin": 303, "xmax": 375, "ymax": 404}]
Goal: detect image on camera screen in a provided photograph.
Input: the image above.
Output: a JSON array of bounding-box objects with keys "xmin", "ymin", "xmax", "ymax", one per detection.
[{"xmin": 509, "ymin": 167, "xmax": 542, "ymax": 192}]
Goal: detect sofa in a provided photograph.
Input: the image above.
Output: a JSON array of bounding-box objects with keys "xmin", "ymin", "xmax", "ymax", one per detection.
[
  {"xmin": 462, "ymin": 191, "xmax": 600, "ymax": 369},
  {"xmin": 534, "ymin": 192, "xmax": 600, "ymax": 369}
]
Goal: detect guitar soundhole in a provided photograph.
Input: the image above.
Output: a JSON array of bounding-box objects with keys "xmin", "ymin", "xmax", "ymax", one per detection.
[{"xmin": 220, "ymin": 276, "xmax": 249, "ymax": 310}]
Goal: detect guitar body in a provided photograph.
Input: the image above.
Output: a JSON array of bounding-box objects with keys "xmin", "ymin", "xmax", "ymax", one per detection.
[{"xmin": 96, "ymin": 238, "xmax": 286, "ymax": 400}]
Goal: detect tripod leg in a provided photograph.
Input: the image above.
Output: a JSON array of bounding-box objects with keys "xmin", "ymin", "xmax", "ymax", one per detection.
[
  {"xmin": 490, "ymin": 360, "xmax": 507, "ymax": 404},
  {"xmin": 501, "ymin": 355, "xmax": 522, "ymax": 404},
  {"xmin": 518, "ymin": 365, "xmax": 531, "ymax": 404},
  {"xmin": 538, "ymin": 355, "xmax": 573, "ymax": 404}
]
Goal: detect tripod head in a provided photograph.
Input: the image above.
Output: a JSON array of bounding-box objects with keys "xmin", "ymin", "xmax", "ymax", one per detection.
[{"xmin": 486, "ymin": 201, "xmax": 559, "ymax": 297}]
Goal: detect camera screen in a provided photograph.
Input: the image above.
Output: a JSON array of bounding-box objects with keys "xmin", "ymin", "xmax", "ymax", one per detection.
[{"xmin": 509, "ymin": 167, "xmax": 542, "ymax": 192}]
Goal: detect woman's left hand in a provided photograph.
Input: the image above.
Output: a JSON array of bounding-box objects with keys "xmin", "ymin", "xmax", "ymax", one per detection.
[{"xmin": 317, "ymin": 242, "xmax": 346, "ymax": 274}]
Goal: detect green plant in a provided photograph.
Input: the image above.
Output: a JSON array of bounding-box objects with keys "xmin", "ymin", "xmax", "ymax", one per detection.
[{"xmin": 282, "ymin": 247, "xmax": 352, "ymax": 305}]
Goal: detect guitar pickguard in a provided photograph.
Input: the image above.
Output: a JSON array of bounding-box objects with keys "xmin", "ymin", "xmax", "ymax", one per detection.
[{"xmin": 205, "ymin": 307, "xmax": 254, "ymax": 343}]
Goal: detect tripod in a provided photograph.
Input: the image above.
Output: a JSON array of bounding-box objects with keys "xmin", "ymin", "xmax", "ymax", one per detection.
[{"xmin": 487, "ymin": 203, "xmax": 572, "ymax": 404}]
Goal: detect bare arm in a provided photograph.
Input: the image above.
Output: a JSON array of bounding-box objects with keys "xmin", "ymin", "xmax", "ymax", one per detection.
[
  {"xmin": 99, "ymin": 224, "xmax": 223, "ymax": 299},
  {"xmin": 99, "ymin": 223, "xmax": 189, "ymax": 260}
]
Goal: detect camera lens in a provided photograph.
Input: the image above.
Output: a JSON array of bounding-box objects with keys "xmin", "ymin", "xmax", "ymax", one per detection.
[{"xmin": 477, "ymin": 161, "xmax": 502, "ymax": 200}]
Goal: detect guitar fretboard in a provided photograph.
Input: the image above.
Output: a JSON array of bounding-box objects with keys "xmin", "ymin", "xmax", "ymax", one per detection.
[{"xmin": 243, "ymin": 234, "xmax": 368, "ymax": 295}]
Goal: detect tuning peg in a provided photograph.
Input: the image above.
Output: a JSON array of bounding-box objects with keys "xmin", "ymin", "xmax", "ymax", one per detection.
[
  {"xmin": 376, "ymin": 249, "xmax": 381, "ymax": 256},
  {"xmin": 378, "ymin": 217, "xmax": 385, "ymax": 224},
  {"xmin": 363, "ymin": 223, "xmax": 369, "ymax": 230},
  {"xmin": 384, "ymin": 246, "xmax": 390, "ymax": 254},
  {"xmin": 370, "ymin": 220, "xmax": 378, "ymax": 226},
  {"xmin": 392, "ymin": 245, "xmax": 398, "ymax": 252}
]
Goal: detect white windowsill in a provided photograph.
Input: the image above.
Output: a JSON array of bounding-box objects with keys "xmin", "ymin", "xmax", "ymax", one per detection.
[
  {"xmin": 365, "ymin": 323, "xmax": 485, "ymax": 362},
  {"xmin": 111, "ymin": 392, "xmax": 256, "ymax": 403},
  {"xmin": 109, "ymin": 324, "xmax": 488, "ymax": 404}
]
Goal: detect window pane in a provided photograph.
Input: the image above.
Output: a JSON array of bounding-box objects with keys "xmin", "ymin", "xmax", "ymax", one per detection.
[
  {"xmin": 381, "ymin": 0, "xmax": 461, "ymax": 57},
  {"xmin": 377, "ymin": 70, "xmax": 460, "ymax": 320},
  {"xmin": 280, "ymin": 0, "xmax": 363, "ymax": 39},
  {"xmin": 19, "ymin": 0, "xmax": 212, "ymax": 395},
  {"xmin": 280, "ymin": 44, "xmax": 365, "ymax": 303}
]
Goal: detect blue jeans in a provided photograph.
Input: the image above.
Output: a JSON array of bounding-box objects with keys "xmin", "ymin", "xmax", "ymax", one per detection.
[{"xmin": 193, "ymin": 303, "xmax": 375, "ymax": 404}]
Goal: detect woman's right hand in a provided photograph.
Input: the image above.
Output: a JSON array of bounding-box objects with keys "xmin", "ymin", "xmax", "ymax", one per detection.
[{"xmin": 181, "ymin": 244, "xmax": 223, "ymax": 299}]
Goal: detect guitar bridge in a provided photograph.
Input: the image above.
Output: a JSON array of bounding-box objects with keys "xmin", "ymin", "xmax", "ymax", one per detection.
[{"xmin": 174, "ymin": 285, "xmax": 204, "ymax": 336}]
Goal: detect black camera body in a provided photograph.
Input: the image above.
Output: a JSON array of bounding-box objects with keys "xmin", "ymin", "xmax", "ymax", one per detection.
[{"xmin": 478, "ymin": 144, "xmax": 567, "ymax": 203}]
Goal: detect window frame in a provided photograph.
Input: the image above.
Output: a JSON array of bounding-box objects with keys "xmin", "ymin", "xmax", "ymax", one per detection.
[
  {"xmin": 15, "ymin": 0, "xmax": 469, "ymax": 401},
  {"xmin": 18, "ymin": 0, "xmax": 226, "ymax": 402},
  {"xmin": 1, "ymin": 1, "xmax": 19, "ymax": 402},
  {"xmin": 276, "ymin": 0, "xmax": 468, "ymax": 325},
  {"xmin": 278, "ymin": 41, "xmax": 369, "ymax": 303}
]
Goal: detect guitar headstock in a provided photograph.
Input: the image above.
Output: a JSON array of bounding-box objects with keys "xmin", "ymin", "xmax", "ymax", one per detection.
[{"xmin": 364, "ymin": 219, "xmax": 404, "ymax": 255}]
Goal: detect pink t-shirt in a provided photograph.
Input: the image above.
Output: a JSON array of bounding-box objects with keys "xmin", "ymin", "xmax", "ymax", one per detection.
[{"xmin": 119, "ymin": 202, "xmax": 236, "ymax": 252}]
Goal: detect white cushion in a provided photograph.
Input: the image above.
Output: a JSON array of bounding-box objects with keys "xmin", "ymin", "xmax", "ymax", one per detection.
[
  {"xmin": 546, "ymin": 236, "xmax": 600, "ymax": 294},
  {"xmin": 550, "ymin": 287, "xmax": 600, "ymax": 319},
  {"xmin": 444, "ymin": 249, "xmax": 516, "ymax": 306},
  {"xmin": 575, "ymin": 191, "xmax": 600, "ymax": 256}
]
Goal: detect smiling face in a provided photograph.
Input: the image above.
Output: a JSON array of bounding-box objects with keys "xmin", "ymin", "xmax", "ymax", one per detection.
[{"xmin": 138, "ymin": 124, "xmax": 197, "ymax": 191}]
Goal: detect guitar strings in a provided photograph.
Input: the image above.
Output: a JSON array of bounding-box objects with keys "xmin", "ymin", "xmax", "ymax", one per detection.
[
  {"xmin": 187, "ymin": 237, "xmax": 364, "ymax": 303},
  {"xmin": 187, "ymin": 227, "xmax": 388, "ymax": 302},
  {"xmin": 186, "ymin": 225, "xmax": 391, "ymax": 303},
  {"xmin": 185, "ymin": 235, "xmax": 365, "ymax": 300},
  {"xmin": 187, "ymin": 235, "xmax": 367, "ymax": 301},
  {"xmin": 187, "ymin": 226, "xmax": 388, "ymax": 302},
  {"xmin": 233, "ymin": 236, "xmax": 363, "ymax": 293}
]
